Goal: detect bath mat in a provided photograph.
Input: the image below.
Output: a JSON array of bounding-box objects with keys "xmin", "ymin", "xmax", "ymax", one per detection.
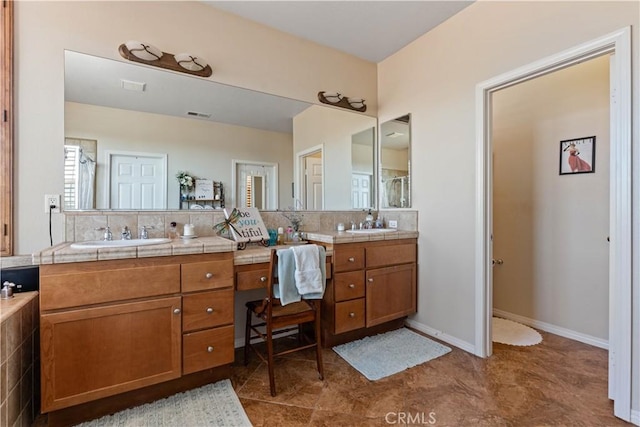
[
  {"xmin": 76, "ymin": 379, "xmax": 252, "ymax": 427},
  {"xmin": 333, "ymin": 328, "xmax": 451, "ymax": 381},
  {"xmin": 492, "ymin": 317, "xmax": 542, "ymax": 346}
]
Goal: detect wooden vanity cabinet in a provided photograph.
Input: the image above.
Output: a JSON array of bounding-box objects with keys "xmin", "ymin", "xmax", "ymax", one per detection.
[
  {"xmin": 322, "ymin": 239, "xmax": 417, "ymax": 345},
  {"xmin": 39, "ymin": 253, "xmax": 234, "ymax": 414}
]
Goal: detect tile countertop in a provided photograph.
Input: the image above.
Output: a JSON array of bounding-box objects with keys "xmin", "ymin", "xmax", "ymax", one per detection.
[
  {"xmin": 32, "ymin": 230, "xmax": 419, "ymax": 266},
  {"xmin": 0, "ymin": 291, "xmax": 38, "ymax": 324}
]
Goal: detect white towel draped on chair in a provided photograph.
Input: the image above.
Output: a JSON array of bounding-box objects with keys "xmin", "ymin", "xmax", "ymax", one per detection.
[{"xmin": 291, "ymin": 245, "xmax": 323, "ymax": 295}]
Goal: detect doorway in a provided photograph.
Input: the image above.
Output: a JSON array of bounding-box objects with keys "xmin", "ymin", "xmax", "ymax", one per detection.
[
  {"xmin": 232, "ymin": 160, "xmax": 278, "ymax": 209},
  {"xmin": 296, "ymin": 145, "xmax": 324, "ymax": 210},
  {"xmin": 491, "ymin": 55, "xmax": 610, "ymax": 345},
  {"xmin": 105, "ymin": 150, "xmax": 167, "ymax": 209},
  {"xmin": 475, "ymin": 28, "xmax": 631, "ymax": 420}
]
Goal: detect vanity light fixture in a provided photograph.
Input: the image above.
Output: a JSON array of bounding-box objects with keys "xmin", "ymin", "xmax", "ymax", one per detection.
[
  {"xmin": 119, "ymin": 41, "xmax": 213, "ymax": 78},
  {"xmin": 318, "ymin": 91, "xmax": 367, "ymax": 112}
]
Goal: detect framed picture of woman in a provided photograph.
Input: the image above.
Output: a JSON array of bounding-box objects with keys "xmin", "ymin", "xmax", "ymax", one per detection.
[{"xmin": 559, "ymin": 136, "xmax": 595, "ymax": 175}]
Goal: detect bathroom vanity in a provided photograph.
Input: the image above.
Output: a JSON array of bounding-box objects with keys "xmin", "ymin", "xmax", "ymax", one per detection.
[{"xmin": 34, "ymin": 228, "xmax": 417, "ymax": 425}]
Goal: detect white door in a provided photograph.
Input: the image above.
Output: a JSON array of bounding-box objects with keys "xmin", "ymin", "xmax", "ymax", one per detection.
[
  {"xmin": 305, "ymin": 156, "xmax": 323, "ymax": 210},
  {"xmin": 234, "ymin": 161, "xmax": 278, "ymax": 209},
  {"xmin": 351, "ymin": 173, "xmax": 372, "ymax": 209},
  {"xmin": 108, "ymin": 152, "xmax": 166, "ymax": 209}
]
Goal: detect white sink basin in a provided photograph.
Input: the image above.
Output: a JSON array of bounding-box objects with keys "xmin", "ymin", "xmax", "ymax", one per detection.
[
  {"xmin": 70, "ymin": 238, "xmax": 171, "ymax": 249},
  {"xmin": 345, "ymin": 228, "xmax": 397, "ymax": 234}
]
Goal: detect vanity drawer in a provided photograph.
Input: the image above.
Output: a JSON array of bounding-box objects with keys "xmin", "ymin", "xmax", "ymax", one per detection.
[
  {"xmin": 366, "ymin": 243, "xmax": 416, "ymax": 269},
  {"xmin": 40, "ymin": 261, "xmax": 181, "ymax": 311},
  {"xmin": 333, "ymin": 247, "xmax": 365, "ymax": 273},
  {"xmin": 334, "ymin": 299, "xmax": 365, "ymax": 334},
  {"xmin": 334, "ymin": 271, "xmax": 365, "ymax": 302},
  {"xmin": 181, "ymin": 259, "xmax": 234, "ymax": 292},
  {"xmin": 183, "ymin": 325, "xmax": 234, "ymax": 374},
  {"xmin": 236, "ymin": 264, "xmax": 269, "ymax": 291},
  {"xmin": 182, "ymin": 289, "xmax": 234, "ymax": 332}
]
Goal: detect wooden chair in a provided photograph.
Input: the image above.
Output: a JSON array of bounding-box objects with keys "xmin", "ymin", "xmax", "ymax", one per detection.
[{"xmin": 243, "ymin": 248, "xmax": 324, "ymax": 396}]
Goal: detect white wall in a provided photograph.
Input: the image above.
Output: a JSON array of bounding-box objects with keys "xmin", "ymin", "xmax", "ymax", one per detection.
[
  {"xmin": 14, "ymin": 1, "xmax": 377, "ymax": 254},
  {"xmin": 492, "ymin": 55, "xmax": 610, "ymax": 341},
  {"xmin": 377, "ymin": 0, "xmax": 639, "ymax": 406},
  {"xmin": 293, "ymin": 105, "xmax": 377, "ymax": 210},
  {"xmin": 65, "ymin": 102, "xmax": 293, "ymax": 210}
]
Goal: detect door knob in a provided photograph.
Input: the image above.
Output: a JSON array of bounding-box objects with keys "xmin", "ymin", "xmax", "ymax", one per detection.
[{"xmin": 492, "ymin": 259, "xmax": 504, "ymax": 266}]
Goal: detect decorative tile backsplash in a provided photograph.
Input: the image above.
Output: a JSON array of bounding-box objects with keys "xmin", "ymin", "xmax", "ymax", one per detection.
[{"xmin": 64, "ymin": 210, "xmax": 418, "ymax": 242}]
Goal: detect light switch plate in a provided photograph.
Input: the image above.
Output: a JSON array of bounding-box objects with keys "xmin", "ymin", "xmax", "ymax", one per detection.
[{"xmin": 388, "ymin": 220, "xmax": 398, "ymax": 229}]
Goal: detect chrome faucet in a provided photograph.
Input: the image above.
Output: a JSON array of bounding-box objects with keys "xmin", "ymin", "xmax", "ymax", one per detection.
[
  {"xmin": 139, "ymin": 225, "xmax": 154, "ymax": 239},
  {"xmin": 95, "ymin": 227, "xmax": 112, "ymax": 241},
  {"xmin": 121, "ymin": 226, "xmax": 132, "ymax": 240}
]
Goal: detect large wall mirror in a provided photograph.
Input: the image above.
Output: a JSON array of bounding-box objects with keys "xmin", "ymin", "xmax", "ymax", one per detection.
[
  {"xmin": 380, "ymin": 114, "xmax": 411, "ymax": 208},
  {"xmin": 64, "ymin": 50, "xmax": 377, "ymax": 211}
]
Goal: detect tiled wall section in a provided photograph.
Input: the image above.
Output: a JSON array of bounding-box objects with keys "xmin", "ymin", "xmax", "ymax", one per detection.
[
  {"xmin": 0, "ymin": 295, "xmax": 39, "ymax": 427},
  {"xmin": 64, "ymin": 210, "xmax": 418, "ymax": 242}
]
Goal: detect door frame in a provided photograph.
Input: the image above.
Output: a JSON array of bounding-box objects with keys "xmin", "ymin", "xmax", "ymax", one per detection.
[
  {"xmin": 231, "ymin": 160, "xmax": 279, "ymax": 209},
  {"xmin": 104, "ymin": 150, "xmax": 168, "ymax": 209},
  {"xmin": 295, "ymin": 144, "xmax": 324, "ymax": 209},
  {"xmin": 474, "ymin": 27, "xmax": 631, "ymax": 420}
]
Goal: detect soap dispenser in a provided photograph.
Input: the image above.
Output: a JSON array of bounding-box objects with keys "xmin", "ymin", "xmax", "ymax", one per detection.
[{"xmin": 365, "ymin": 209, "xmax": 374, "ymax": 222}]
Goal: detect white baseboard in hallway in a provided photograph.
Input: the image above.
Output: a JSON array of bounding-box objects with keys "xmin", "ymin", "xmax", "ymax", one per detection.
[
  {"xmin": 492, "ymin": 309, "xmax": 608, "ymax": 350},
  {"xmin": 405, "ymin": 319, "xmax": 475, "ymax": 354}
]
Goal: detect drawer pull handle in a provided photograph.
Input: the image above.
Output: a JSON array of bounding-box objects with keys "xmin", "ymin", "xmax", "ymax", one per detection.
[
  {"xmin": 368, "ymin": 278, "xmax": 374, "ymax": 282},
  {"xmin": 173, "ymin": 308, "xmax": 181, "ymax": 314},
  {"xmin": 349, "ymin": 312, "xmax": 355, "ymax": 318},
  {"xmin": 260, "ymin": 276, "xmax": 267, "ymax": 282},
  {"xmin": 207, "ymin": 346, "xmax": 214, "ymax": 353},
  {"xmin": 348, "ymin": 257, "xmax": 355, "ymax": 262},
  {"xmin": 205, "ymin": 272, "xmax": 213, "ymax": 279},
  {"xmin": 206, "ymin": 307, "xmax": 214, "ymax": 314},
  {"xmin": 348, "ymin": 284, "xmax": 355, "ymax": 289}
]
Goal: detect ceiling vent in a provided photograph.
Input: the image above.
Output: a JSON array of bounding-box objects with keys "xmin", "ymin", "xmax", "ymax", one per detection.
[
  {"xmin": 120, "ymin": 79, "xmax": 146, "ymax": 92},
  {"xmin": 385, "ymin": 132, "xmax": 405, "ymax": 138},
  {"xmin": 186, "ymin": 111, "xmax": 212, "ymax": 119}
]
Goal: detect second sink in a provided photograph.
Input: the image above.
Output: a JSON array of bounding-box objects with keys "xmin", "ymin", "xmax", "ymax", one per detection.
[
  {"xmin": 70, "ymin": 238, "xmax": 171, "ymax": 249},
  {"xmin": 345, "ymin": 229, "xmax": 397, "ymax": 234}
]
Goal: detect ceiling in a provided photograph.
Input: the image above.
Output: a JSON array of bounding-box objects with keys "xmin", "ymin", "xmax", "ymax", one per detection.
[{"xmin": 205, "ymin": 1, "xmax": 474, "ymax": 63}]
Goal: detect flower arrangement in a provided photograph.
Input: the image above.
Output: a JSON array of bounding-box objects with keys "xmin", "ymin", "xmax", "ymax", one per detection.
[
  {"xmin": 176, "ymin": 171, "xmax": 195, "ymax": 189},
  {"xmin": 281, "ymin": 207, "xmax": 304, "ymax": 232}
]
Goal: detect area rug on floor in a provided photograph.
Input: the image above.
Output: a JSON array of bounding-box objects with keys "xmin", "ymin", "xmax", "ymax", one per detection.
[
  {"xmin": 76, "ymin": 379, "xmax": 252, "ymax": 427},
  {"xmin": 333, "ymin": 328, "xmax": 451, "ymax": 381},
  {"xmin": 492, "ymin": 316, "xmax": 543, "ymax": 346}
]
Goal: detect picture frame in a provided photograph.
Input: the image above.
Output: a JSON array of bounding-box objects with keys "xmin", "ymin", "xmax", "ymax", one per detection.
[
  {"xmin": 222, "ymin": 207, "xmax": 269, "ymax": 249},
  {"xmin": 559, "ymin": 136, "xmax": 595, "ymax": 175}
]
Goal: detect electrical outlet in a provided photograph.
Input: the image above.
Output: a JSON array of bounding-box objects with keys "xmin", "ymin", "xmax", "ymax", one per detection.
[
  {"xmin": 44, "ymin": 194, "xmax": 61, "ymax": 213},
  {"xmin": 388, "ymin": 220, "xmax": 398, "ymax": 229}
]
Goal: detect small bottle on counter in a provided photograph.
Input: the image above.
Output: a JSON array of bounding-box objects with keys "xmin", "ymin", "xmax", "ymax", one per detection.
[
  {"xmin": 168, "ymin": 222, "xmax": 179, "ymax": 239},
  {"xmin": 276, "ymin": 227, "xmax": 284, "ymax": 245},
  {"xmin": 286, "ymin": 226, "xmax": 293, "ymax": 242}
]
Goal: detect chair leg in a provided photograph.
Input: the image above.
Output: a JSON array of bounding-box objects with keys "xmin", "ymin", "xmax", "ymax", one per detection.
[
  {"xmin": 314, "ymin": 305, "xmax": 324, "ymax": 381},
  {"xmin": 244, "ymin": 308, "xmax": 252, "ymax": 366},
  {"xmin": 266, "ymin": 322, "xmax": 276, "ymax": 396}
]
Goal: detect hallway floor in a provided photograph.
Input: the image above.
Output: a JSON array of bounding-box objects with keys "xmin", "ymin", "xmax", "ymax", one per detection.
[{"xmin": 232, "ymin": 328, "xmax": 630, "ymax": 426}]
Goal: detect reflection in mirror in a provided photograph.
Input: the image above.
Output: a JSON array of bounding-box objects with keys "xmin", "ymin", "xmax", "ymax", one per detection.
[
  {"xmin": 380, "ymin": 114, "xmax": 411, "ymax": 208},
  {"xmin": 234, "ymin": 161, "xmax": 278, "ymax": 210},
  {"xmin": 293, "ymin": 106, "xmax": 377, "ymax": 210},
  {"xmin": 64, "ymin": 138, "xmax": 97, "ymax": 210},
  {"xmin": 351, "ymin": 127, "xmax": 375, "ymax": 209},
  {"xmin": 64, "ymin": 50, "xmax": 374, "ymax": 211}
]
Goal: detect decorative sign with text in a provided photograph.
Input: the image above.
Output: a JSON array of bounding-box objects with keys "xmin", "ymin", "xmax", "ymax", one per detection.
[{"xmin": 223, "ymin": 207, "xmax": 269, "ymax": 244}]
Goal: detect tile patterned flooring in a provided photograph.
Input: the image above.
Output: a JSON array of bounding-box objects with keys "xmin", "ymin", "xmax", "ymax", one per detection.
[{"xmin": 232, "ymin": 328, "xmax": 631, "ymax": 426}]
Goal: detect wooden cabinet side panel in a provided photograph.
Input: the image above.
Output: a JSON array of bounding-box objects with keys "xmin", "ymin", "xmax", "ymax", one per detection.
[
  {"xmin": 40, "ymin": 296, "xmax": 182, "ymax": 412},
  {"xmin": 365, "ymin": 264, "xmax": 416, "ymax": 327},
  {"xmin": 40, "ymin": 264, "xmax": 181, "ymax": 311}
]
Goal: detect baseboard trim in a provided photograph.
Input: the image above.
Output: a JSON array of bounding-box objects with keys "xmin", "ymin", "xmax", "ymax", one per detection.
[
  {"xmin": 492, "ymin": 309, "xmax": 608, "ymax": 350},
  {"xmin": 630, "ymin": 409, "xmax": 639, "ymax": 426},
  {"xmin": 405, "ymin": 319, "xmax": 475, "ymax": 354}
]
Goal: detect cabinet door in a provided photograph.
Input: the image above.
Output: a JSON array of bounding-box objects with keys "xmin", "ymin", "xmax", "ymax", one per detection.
[
  {"xmin": 40, "ymin": 296, "xmax": 182, "ymax": 412},
  {"xmin": 365, "ymin": 264, "xmax": 416, "ymax": 327}
]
